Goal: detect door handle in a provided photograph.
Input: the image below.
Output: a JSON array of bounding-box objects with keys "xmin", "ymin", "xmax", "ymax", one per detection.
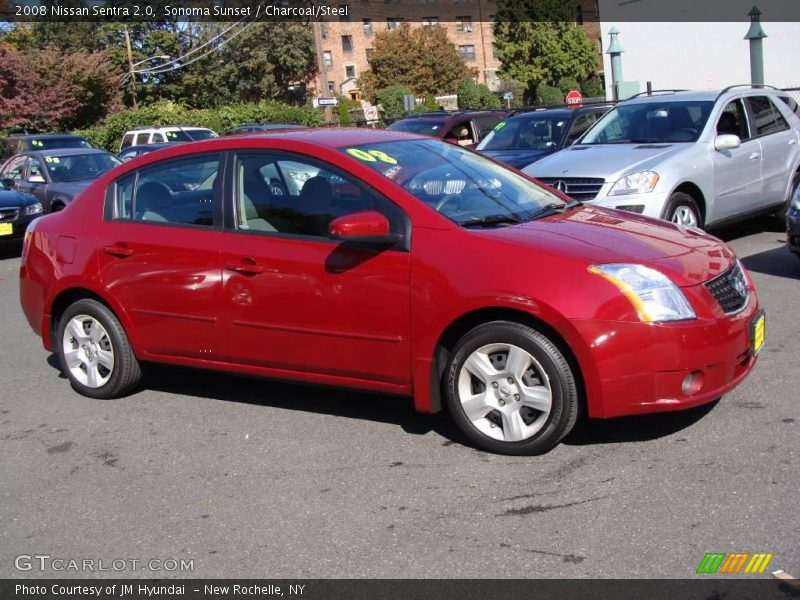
[
  {"xmin": 225, "ymin": 258, "xmax": 264, "ymax": 275},
  {"xmin": 748, "ymin": 152, "xmax": 760, "ymax": 160},
  {"xmin": 789, "ymin": 139, "xmax": 797, "ymax": 146},
  {"xmin": 103, "ymin": 244, "xmax": 133, "ymax": 258}
]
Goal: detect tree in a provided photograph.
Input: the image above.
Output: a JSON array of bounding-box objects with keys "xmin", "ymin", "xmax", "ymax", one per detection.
[
  {"xmin": 457, "ymin": 79, "xmax": 501, "ymax": 110},
  {"xmin": 376, "ymin": 85, "xmax": 415, "ymax": 119},
  {"xmin": 359, "ymin": 24, "xmax": 476, "ymax": 101},
  {"xmin": 493, "ymin": 0, "xmax": 598, "ymax": 103}
]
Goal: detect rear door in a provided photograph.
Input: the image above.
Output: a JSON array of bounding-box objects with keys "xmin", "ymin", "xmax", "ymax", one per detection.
[
  {"xmin": 745, "ymin": 95, "xmax": 798, "ymax": 208},
  {"xmin": 97, "ymin": 152, "xmax": 225, "ymax": 360},
  {"xmin": 710, "ymin": 98, "xmax": 763, "ymax": 223}
]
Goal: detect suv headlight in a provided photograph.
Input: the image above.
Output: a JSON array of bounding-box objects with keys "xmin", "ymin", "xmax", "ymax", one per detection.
[
  {"xmin": 589, "ymin": 263, "xmax": 696, "ymax": 322},
  {"xmin": 609, "ymin": 171, "xmax": 659, "ymax": 196},
  {"xmin": 24, "ymin": 202, "xmax": 43, "ymax": 216}
]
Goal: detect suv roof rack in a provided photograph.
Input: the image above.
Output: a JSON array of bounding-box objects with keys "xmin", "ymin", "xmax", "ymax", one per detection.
[
  {"xmin": 509, "ymin": 100, "xmax": 616, "ymax": 115},
  {"xmin": 715, "ymin": 83, "xmax": 778, "ymax": 101},
  {"xmin": 627, "ymin": 89, "xmax": 688, "ymax": 99}
]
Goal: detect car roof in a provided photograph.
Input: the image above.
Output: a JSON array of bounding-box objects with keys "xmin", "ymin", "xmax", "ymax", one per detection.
[
  {"xmin": 6, "ymin": 133, "xmax": 86, "ymax": 140},
  {"xmin": 125, "ymin": 126, "xmax": 212, "ymax": 132},
  {"xmin": 121, "ymin": 143, "xmax": 177, "ymax": 152},
  {"xmin": 210, "ymin": 127, "xmax": 428, "ymax": 148},
  {"xmin": 24, "ymin": 148, "xmax": 113, "ymax": 158}
]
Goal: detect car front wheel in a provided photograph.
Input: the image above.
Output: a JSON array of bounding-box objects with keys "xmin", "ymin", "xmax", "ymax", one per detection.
[
  {"xmin": 443, "ymin": 321, "xmax": 579, "ymax": 455},
  {"xmin": 663, "ymin": 191, "xmax": 702, "ymax": 228},
  {"xmin": 56, "ymin": 299, "xmax": 142, "ymax": 399}
]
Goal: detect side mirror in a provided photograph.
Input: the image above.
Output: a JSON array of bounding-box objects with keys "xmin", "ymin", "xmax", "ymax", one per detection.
[
  {"xmin": 329, "ymin": 211, "xmax": 401, "ymax": 245},
  {"xmin": 28, "ymin": 174, "xmax": 45, "ymax": 184},
  {"xmin": 714, "ymin": 134, "xmax": 741, "ymax": 151}
]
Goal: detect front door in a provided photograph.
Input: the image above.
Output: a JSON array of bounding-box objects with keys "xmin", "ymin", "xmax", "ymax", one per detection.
[
  {"xmin": 97, "ymin": 152, "xmax": 225, "ymax": 360},
  {"xmin": 220, "ymin": 150, "xmax": 411, "ymax": 386}
]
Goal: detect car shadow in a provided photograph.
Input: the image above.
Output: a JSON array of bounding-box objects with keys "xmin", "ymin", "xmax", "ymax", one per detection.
[
  {"xmin": 45, "ymin": 354, "xmax": 723, "ymax": 450},
  {"xmin": 739, "ymin": 245, "xmax": 800, "ymax": 280},
  {"xmin": 711, "ymin": 215, "xmax": 784, "ymax": 243},
  {"xmin": 562, "ymin": 401, "xmax": 719, "ymax": 445},
  {"xmin": 0, "ymin": 242, "xmax": 22, "ymax": 260}
]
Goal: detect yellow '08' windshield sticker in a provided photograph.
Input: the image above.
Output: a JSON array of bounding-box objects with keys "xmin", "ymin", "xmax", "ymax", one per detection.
[
  {"xmin": 346, "ymin": 148, "xmax": 398, "ymax": 165},
  {"xmin": 32, "ymin": 140, "xmax": 44, "ymax": 147},
  {"xmin": 494, "ymin": 122, "xmax": 506, "ymax": 130},
  {"xmin": 45, "ymin": 156, "xmax": 60, "ymax": 163}
]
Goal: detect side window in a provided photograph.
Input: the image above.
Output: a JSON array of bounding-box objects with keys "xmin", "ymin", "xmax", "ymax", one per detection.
[
  {"xmin": 152, "ymin": 132, "xmax": 166, "ymax": 143},
  {"xmin": 133, "ymin": 133, "xmax": 149, "ymax": 146},
  {"xmin": 445, "ymin": 120, "xmax": 475, "ymax": 146},
  {"xmin": 233, "ymin": 152, "xmax": 406, "ymax": 240},
  {"xmin": 717, "ymin": 99, "xmax": 749, "ymax": 140},
  {"xmin": 112, "ymin": 154, "xmax": 220, "ymax": 226},
  {"xmin": 120, "ymin": 133, "xmax": 136, "ymax": 150},
  {"xmin": 26, "ymin": 157, "xmax": 44, "ymax": 180},
  {"xmin": 2, "ymin": 156, "xmax": 27, "ymax": 181},
  {"xmin": 565, "ymin": 113, "xmax": 597, "ymax": 146},
  {"xmin": 475, "ymin": 116, "xmax": 503, "ymax": 139},
  {"xmin": 747, "ymin": 96, "xmax": 787, "ymax": 136}
]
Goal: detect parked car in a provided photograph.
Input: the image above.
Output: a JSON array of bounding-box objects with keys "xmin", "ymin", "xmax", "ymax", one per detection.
[
  {"xmin": 475, "ymin": 105, "xmax": 613, "ymax": 169},
  {"xmin": 1, "ymin": 133, "xmax": 92, "ymax": 160},
  {"xmin": 19, "ymin": 129, "xmax": 762, "ymax": 455},
  {"xmin": 119, "ymin": 126, "xmax": 217, "ymax": 152},
  {"xmin": 118, "ymin": 143, "xmax": 179, "ymax": 162},
  {"xmin": 0, "ymin": 179, "xmax": 42, "ymax": 244},
  {"xmin": 787, "ymin": 173, "xmax": 800, "ymax": 260},
  {"xmin": 524, "ymin": 86, "xmax": 800, "ymax": 229},
  {"xmin": 386, "ymin": 110, "xmax": 509, "ymax": 148},
  {"xmin": 224, "ymin": 123, "xmax": 305, "ymax": 136},
  {"xmin": 0, "ymin": 148, "xmax": 121, "ymax": 212}
]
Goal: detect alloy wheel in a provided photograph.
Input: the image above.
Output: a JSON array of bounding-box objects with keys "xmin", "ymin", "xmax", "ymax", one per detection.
[{"xmin": 61, "ymin": 314, "xmax": 115, "ymax": 388}]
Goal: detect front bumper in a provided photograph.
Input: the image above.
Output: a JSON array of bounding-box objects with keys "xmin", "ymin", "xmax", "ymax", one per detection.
[
  {"xmin": 787, "ymin": 206, "xmax": 800, "ymax": 255},
  {"xmin": 572, "ymin": 290, "xmax": 761, "ymax": 418},
  {"xmin": 586, "ymin": 189, "xmax": 671, "ymax": 220}
]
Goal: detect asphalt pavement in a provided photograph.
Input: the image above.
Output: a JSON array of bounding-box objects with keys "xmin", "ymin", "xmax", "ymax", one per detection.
[{"xmin": 0, "ymin": 216, "xmax": 797, "ymax": 579}]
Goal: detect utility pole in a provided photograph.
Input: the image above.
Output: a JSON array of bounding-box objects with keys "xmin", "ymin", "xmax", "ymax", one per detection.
[
  {"xmin": 124, "ymin": 27, "xmax": 138, "ymax": 109},
  {"xmin": 744, "ymin": 6, "xmax": 767, "ymax": 86}
]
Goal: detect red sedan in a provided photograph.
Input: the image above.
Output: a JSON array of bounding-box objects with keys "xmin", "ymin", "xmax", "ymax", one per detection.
[{"xmin": 18, "ymin": 129, "xmax": 764, "ymax": 455}]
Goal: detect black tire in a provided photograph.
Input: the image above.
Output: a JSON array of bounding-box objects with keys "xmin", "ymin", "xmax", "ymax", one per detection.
[
  {"xmin": 443, "ymin": 320, "xmax": 579, "ymax": 455},
  {"xmin": 50, "ymin": 201, "xmax": 66, "ymax": 213},
  {"xmin": 56, "ymin": 299, "xmax": 142, "ymax": 399},
  {"xmin": 662, "ymin": 191, "xmax": 703, "ymax": 228}
]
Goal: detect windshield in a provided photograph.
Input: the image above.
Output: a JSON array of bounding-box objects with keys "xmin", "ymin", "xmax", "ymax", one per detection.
[
  {"xmin": 44, "ymin": 153, "xmax": 121, "ymax": 182},
  {"xmin": 29, "ymin": 137, "xmax": 91, "ymax": 151},
  {"xmin": 477, "ymin": 116, "xmax": 568, "ymax": 151},
  {"xmin": 342, "ymin": 139, "xmax": 566, "ymax": 226},
  {"xmin": 164, "ymin": 129, "xmax": 217, "ymax": 142},
  {"xmin": 580, "ymin": 100, "xmax": 714, "ymax": 144},
  {"xmin": 386, "ymin": 119, "xmax": 447, "ymax": 136}
]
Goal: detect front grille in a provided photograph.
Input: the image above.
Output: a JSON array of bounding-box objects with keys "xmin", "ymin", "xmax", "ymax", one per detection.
[
  {"xmin": 705, "ymin": 262, "xmax": 749, "ymax": 314},
  {"xmin": 536, "ymin": 177, "xmax": 605, "ymax": 201},
  {"xmin": 0, "ymin": 208, "xmax": 20, "ymax": 223}
]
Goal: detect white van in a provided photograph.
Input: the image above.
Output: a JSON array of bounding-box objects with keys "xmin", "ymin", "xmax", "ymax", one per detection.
[{"xmin": 118, "ymin": 127, "xmax": 218, "ymax": 152}]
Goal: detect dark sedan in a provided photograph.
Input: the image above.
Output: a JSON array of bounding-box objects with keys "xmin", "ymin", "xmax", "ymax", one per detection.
[
  {"xmin": 118, "ymin": 143, "xmax": 179, "ymax": 162},
  {"xmin": 0, "ymin": 180, "xmax": 42, "ymax": 244},
  {"xmin": 475, "ymin": 105, "xmax": 613, "ymax": 170},
  {"xmin": 788, "ymin": 175, "xmax": 800, "ymax": 260},
  {"xmin": 0, "ymin": 133, "xmax": 92, "ymax": 161},
  {"xmin": 0, "ymin": 149, "xmax": 120, "ymax": 212}
]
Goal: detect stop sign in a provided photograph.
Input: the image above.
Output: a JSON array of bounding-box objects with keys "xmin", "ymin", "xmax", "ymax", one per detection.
[{"xmin": 566, "ymin": 90, "xmax": 583, "ymax": 107}]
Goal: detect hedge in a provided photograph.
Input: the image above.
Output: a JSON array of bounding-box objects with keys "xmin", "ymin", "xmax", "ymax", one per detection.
[{"xmin": 74, "ymin": 101, "xmax": 325, "ymax": 151}]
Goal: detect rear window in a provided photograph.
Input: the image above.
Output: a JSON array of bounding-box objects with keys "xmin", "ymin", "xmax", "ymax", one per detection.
[
  {"xmin": 748, "ymin": 96, "xmax": 789, "ymax": 136},
  {"xmin": 386, "ymin": 119, "xmax": 448, "ymax": 136},
  {"xmin": 164, "ymin": 129, "xmax": 217, "ymax": 142},
  {"xmin": 28, "ymin": 137, "xmax": 91, "ymax": 151}
]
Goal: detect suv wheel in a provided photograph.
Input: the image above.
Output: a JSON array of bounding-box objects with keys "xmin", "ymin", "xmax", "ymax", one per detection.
[
  {"xmin": 443, "ymin": 321, "xmax": 579, "ymax": 455},
  {"xmin": 663, "ymin": 192, "xmax": 702, "ymax": 228}
]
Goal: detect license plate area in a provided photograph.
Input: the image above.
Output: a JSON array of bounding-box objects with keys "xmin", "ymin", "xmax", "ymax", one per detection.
[
  {"xmin": 751, "ymin": 310, "xmax": 765, "ymax": 354},
  {"xmin": 0, "ymin": 223, "xmax": 13, "ymax": 236}
]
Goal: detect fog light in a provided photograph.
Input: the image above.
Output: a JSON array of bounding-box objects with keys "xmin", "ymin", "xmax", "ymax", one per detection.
[
  {"xmin": 615, "ymin": 205, "xmax": 645, "ymax": 214},
  {"xmin": 681, "ymin": 370, "xmax": 704, "ymax": 396}
]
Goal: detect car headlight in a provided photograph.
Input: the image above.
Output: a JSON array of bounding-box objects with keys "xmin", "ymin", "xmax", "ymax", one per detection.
[
  {"xmin": 589, "ymin": 263, "xmax": 696, "ymax": 322},
  {"xmin": 609, "ymin": 171, "xmax": 659, "ymax": 196},
  {"xmin": 24, "ymin": 202, "xmax": 43, "ymax": 216},
  {"xmin": 792, "ymin": 185, "xmax": 800, "ymax": 210}
]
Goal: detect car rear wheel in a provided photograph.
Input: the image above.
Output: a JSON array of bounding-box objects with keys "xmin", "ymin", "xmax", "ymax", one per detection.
[
  {"xmin": 443, "ymin": 321, "xmax": 579, "ymax": 455},
  {"xmin": 663, "ymin": 192, "xmax": 702, "ymax": 228},
  {"xmin": 57, "ymin": 299, "xmax": 142, "ymax": 399}
]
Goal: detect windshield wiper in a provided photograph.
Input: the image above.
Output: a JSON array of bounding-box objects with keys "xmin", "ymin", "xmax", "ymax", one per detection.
[
  {"xmin": 459, "ymin": 214, "xmax": 522, "ymax": 228},
  {"xmin": 523, "ymin": 201, "xmax": 580, "ymax": 222}
]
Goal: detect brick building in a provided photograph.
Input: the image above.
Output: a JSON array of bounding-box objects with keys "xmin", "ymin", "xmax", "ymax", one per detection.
[{"xmin": 311, "ymin": 0, "xmax": 602, "ymax": 103}]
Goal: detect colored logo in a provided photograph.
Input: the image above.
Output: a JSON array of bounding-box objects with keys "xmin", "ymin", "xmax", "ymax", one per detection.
[{"xmin": 697, "ymin": 552, "xmax": 773, "ymax": 574}]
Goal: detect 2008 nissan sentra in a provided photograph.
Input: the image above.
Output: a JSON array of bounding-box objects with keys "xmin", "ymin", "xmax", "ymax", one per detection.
[{"xmin": 18, "ymin": 129, "xmax": 764, "ymax": 455}]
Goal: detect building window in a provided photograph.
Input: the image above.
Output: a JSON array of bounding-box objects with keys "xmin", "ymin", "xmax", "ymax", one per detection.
[
  {"xmin": 575, "ymin": 5, "xmax": 583, "ymax": 24},
  {"xmin": 384, "ymin": 0, "xmax": 400, "ymax": 3},
  {"xmin": 327, "ymin": 81, "xmax": 336, "ymax": 95},
  {"xmin": 458, "ymin": 45, "xmax": 476, "ymax": 61},
  {"xmin": 453, "ymin": 0, "xmax": 469, "ymax": 4},
  {"xmin": 362, "ymin": 18, "xmax": 372, "ymax": 34},
  {"xmin": 339, "ymin": 4, "xmax": 350, "ymax": 20},
  {"xmin": 457, "ymin": 16, "xmax": 473, "ymax": 32},
  {"xmin": 323, "ymin": 51, "xmax": 333, "ymax": 68},
  {"xmin": 387, "ymin": 18, "xmax": 403, "ymax": 30},
  {"xmin": 341, "ymin": 35, "xmax": 353, "ymax": 52},
  {"xmin": 366, "ymin": 47, "xmax": 374, "ymax": 60},
  {"xmin": 422, "ymin": 16, "xmax": 439, "ymax": 26},
  {"xmin": 419, "ymin": 0, "xmax": 437, "ymax": 3},
  {"xmin": 345, "ymin": 65, "xmax": 356, "ymax": 79},
  {"xmin": 492, "ymin": 43, "xmax": 499, "ymax": 60}
]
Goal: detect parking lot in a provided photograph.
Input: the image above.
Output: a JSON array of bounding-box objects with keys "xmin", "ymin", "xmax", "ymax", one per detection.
[{"xmin": 0, "ymin": 216, "xmax": 797, "ymax": 579}]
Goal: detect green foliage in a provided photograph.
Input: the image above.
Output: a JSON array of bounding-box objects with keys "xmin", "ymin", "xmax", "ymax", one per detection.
[
  {"xmin": 557, "ymin": 77, "xmax": 581, "ymax": 94},
  {"xmin": 423, "ymin": 94, "xmax": 439, "ymax": 112},
  {"xmin": 493, "ymin": 0, "xmax": 599, "ymax": 103},
  {"xmin": 457, "ymin": 79, "xmax": 501, "ymax": 110},
  {"xmin": 336, "ymin": 96, "xmax": 357, "ymax": 125},
  {"xmin": 535, "ymin": 84, "xmax": 565, "ymax": 106},
  {"xmin": 359, "ymin": 24, "xmax": 476, "ymax": 101},
  {"xmin": 580, "ymin": 76, "xmax": 606, "ymax": 98},
  {"xmin": 74, "ymin": 101, "xmax": 324, "ymax": 151},
  {"xmin": 376, "ymin": 85, "xmax": 415, "ymax": 119},
  {"xmin": 496, "ymin": 78, "xmax": 526, "ymax": 109}
]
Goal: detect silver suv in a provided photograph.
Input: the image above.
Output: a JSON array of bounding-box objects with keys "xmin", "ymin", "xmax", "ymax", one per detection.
[{"xmin": 524, "ymin": 86, "xmax": 800, "ymax": 229}]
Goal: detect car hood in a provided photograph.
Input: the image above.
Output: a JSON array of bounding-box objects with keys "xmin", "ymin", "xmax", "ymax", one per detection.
[
  {"xmin": 524, "ymin": 143, "xmax": 688, "ymax": 180},
  {"xmin": 0, "ymin": 189, "xmax": 39, "ymax": 207},
  {"xmin": 481, "ymin": 205, "xmax": 735, "ymax": 286},
  {"xmin": 482, "ymin": 149, "xmax": 552, "ymax": 170},
  {"xmin": 47, "ymin": 180, "xmax": 93, "ymax": 198}
]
